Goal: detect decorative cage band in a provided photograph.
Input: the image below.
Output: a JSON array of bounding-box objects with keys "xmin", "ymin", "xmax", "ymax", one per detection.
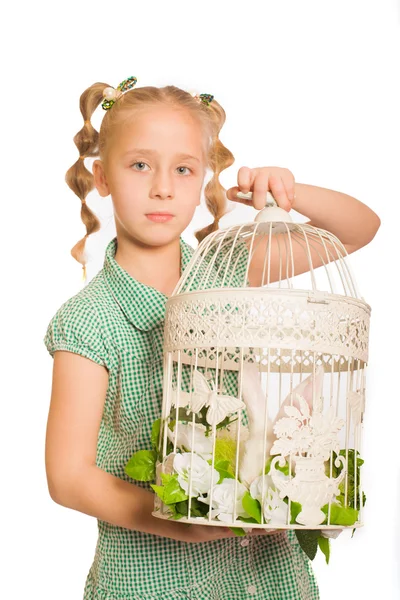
[{"xmin": 102, "ymin": 76, "xmax": 138, "ymax": 110}]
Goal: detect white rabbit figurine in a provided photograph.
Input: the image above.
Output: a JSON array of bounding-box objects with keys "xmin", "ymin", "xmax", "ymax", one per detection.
[{"xmin": 238, "ymin": 362, "xmax": 325, "ymax": 488}]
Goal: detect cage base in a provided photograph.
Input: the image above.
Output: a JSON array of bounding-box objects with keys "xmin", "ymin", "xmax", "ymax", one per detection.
[{"xmin": 151, "ymin": 511, "xmax": 363, "ymax": 530}]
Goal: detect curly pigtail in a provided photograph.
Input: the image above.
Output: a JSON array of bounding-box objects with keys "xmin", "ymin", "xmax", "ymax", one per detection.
[
  {"xmin": 194, "ymin": 102, "xmax": 235, "ymax": 244},
  {"xmin": 65, "ymin": 82, "xmax": 111, "ymax": 282}
]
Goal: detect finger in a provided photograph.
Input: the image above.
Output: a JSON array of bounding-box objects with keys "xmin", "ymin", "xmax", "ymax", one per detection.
[
  {"xmin": 269, "ymin": 176, "xmax": 291, "ymax": 211},
  {"xmin": 226, "ymin": 166, "xmax": 252, "ymax": 201},
  {"xmin": 212, "ymin": 526, "xmax": 234, "ymax": 538},
  {"xmin": 237, "ymin": 166, "xmax": 253, "ymax": 194},
  {"xmin": 281, "ymin": 170, "xmax": 296, "ymax": 205},
  {"xmin": 252, "ymin": 170, "xmax": 270, "ymax": 210},
  {"xmin": 248, "ymin": 528, "xmax": 281, "ymax": 536},
  {"xmin": 226, "ymin": 186, "xmax": 254, "ymax": 205}
]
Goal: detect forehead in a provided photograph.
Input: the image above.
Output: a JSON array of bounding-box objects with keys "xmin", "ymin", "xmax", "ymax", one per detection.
[{"xmin": 113, "ymin": 105, "xmax": 206, "ymax": 155}]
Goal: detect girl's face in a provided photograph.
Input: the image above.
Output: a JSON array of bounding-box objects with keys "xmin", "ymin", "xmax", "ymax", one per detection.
[{"xmin": 93, "ymin": 104, "xmax": 208, "ymax": 248}]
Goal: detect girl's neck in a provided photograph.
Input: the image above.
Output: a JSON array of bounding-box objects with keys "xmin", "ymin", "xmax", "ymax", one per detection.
[{"xmin": 114, "ymin": 235, "xmax": 182, "ymax": 297}]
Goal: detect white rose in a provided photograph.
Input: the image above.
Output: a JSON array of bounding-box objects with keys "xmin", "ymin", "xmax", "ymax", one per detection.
[
  {"xmin": 168, "ymin": 423, "xmax": 214, "ymax": 460},
  {"xmin": 173, "ymin": 452, "xmax": 219, "ymax": 497},
  {"xmin": 250, "ymin": 474, "xmax": 288, "ymax": 525},
  {"xmin": 199, "ymin": 479, "xmax": 248, "ymax": 522}
]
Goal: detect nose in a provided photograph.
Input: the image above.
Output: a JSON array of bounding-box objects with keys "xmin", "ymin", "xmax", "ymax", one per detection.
[{"xmin": 149, "ymin": 169, "xmax": 174, "ymax": 201}]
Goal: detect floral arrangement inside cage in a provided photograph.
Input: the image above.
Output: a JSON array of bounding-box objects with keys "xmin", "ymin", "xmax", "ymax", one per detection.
[{"xmin": 125, "ymin": 192, "xmax": 369, "ymax": 564}]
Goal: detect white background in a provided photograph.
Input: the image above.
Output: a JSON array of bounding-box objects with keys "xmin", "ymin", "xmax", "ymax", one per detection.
[{"xmin": 3, "ymin": 1, "xmax": 399, "ymax": 598}]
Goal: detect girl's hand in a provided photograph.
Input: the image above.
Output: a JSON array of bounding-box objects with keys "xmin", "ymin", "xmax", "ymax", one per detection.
[
  {"xmin": 247, "ymin": 528, "xmax": 284, "ymax": 536},
  {"xmin": 177, "ymin": 524, "xmax": 285, "ymax": 544},
  {"xmin": 226, "ymin": 166, "xmax": 296, "ymax": 212}
]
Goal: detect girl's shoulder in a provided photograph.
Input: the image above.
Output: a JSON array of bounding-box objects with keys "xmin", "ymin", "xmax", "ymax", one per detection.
[{"xmin": 43, "ymin": 270, "xmax": 113, "ymax": 369}]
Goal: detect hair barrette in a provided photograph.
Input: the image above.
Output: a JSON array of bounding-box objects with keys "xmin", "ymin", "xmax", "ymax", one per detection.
[
  {"xmin": 188, "ymin": 90, "xmax": 214, "ymax": 107},
  {"xmin": 102, "ymin": 76, "xmax": 138, "ymax": 110}
]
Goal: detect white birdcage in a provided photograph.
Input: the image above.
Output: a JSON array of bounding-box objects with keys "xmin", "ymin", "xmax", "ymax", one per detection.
[{"xmin": 152, "ymin": 192, "xmax": 370, "ymax": 534}]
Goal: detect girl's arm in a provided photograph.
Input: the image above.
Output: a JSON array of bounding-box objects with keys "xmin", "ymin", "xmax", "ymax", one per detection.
[
  {"xmin": 245, "ymin": 183, "xmax": 381, "ymax": 286},
  {"xmin": 292, "ymin": 183, "xmax": 381, "ymax": 251},
  {"xmin": 45, "ymin": 351, "xmax": 237, "ymax": 543}
]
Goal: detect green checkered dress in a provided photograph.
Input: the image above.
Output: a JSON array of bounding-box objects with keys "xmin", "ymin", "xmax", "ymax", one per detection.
[{"xmin": 44, "ymin": 235, "xmax": 320, "ymax": 600}]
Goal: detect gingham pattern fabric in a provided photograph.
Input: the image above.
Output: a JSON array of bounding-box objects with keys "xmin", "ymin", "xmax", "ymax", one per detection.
[{"xmin": 44, "ymin": 235, "xmax": 320, "ymax": 600}]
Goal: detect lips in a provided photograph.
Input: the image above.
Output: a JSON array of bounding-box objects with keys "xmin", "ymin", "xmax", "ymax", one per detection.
[{"xmin": 146, "ymin": 213, "xmax": 174, "ymax": 222}]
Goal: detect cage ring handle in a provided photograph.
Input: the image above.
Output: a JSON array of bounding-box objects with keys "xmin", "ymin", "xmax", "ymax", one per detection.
[{"xmin": 235, "ymin": 190, "xmax": 277, "ymax": 207}]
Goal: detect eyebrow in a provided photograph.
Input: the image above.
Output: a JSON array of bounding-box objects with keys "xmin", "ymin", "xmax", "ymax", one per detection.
[{"xmin": 122, "ymin": 148, "xmax": 200, "ymax": 162}]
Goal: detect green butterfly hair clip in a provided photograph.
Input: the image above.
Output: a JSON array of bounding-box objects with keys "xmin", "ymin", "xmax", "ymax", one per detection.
[
  {"xmin": 187, "ymin": 90, "xmax": 214, "ymax": 107},
  {"xmin": 102, "ymin": 76, "xmax": 138, "ymax": 110},
  {"xmin": 198, "ymin": 93, "xmax": 214, "ymax": 106}
]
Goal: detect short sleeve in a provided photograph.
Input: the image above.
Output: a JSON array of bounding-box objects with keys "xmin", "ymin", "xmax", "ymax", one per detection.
[{"xmin": 43, "ymin": 296, "xmax": 110, "ymax": 369}]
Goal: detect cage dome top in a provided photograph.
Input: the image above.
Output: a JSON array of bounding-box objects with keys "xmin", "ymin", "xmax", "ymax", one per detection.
[
  {"xmin": 173, "ymin": 192, "xmax": 367, "ymax": 305},
  {"xmin": 165, "ymin": 192, "xmax": 370, "ymax": 365}
]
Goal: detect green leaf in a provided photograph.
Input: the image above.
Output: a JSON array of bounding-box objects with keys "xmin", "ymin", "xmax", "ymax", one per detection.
[
  {"xmin": 151, "ymin": 475, "xmax": 188, "ymax": 506},
  {"xmin": 125, "ymin": 449, "xmax": 157, "ymax": 481},
  {"xmin": 237, "ymin": 516, "xmax": 259, "ymax": 524},
  {"xmin": 283, "ymin": 498, "xmax": 302, "ymax": 524},
  {"xmin": 165, "ymin": 502, "xmax": 185, "ymax": 520},
  {"xmin": 321, "ymin": 503, "xmax": 358, "ymax": 526},
  {"xmin": 163, "ymin": 476, "xmax": 189, "ymax": 505},
  {"xmin": 172, "ymin": 501, "xmax": 189, "ymax": 519},
  {"xmin": 214, "ymin": 438, "xmax": 237, "ymax": 475},
  {"xmin": 188, "ymin": 498, "xmax": 210, "ymax": 518},
  {"xmin": 215, "ymin": 460, "xmax": 230, "ymax": 471},
  {"xmin": 150, "ymin": 484, "xmax": 165, "ymax": 502},
  {"xmin": 151, "ymin": 419, "xmax": 161, "ymax": 450},
  {"xmin": 295, "ymin": 529, "xmax": 321, "ymax": 561},
  {"xmin": 290, "ymin": 501, "xmax": 302, "ymax": 524},
  {"xmin": 160, "ymin": 472, "xmax": 176, "ymax": 486},
  {"xmin": 217, "ymin": 470, "xmax": 235, "ymax": 484},
  {"xmin": 170, "ymin": 512, "xmax": 185, "ymax": 520},
  {"xmin": 242, "ymin": 491, "xmax": 262, "ymax": 524},
  {"xmin": 171, "ymin": 498, "xmax": 210, "ymax": 519},
  {"xmin": 230, "ymin": 527, "xmax": 247, "ymax": 536},
  {"xmin": 327, "ymin": 449, "xmax": 366, "ymax": 510},
  {"xmin": 214, "ymin": 460, "xmax": 235, "ymax": 483},
  {"xmin": 318, "ymin": 536, "xmax": 330, "ymax": 564},
  {"xmin": 173, "ymin": 501, "xmax": 189, "ymax": 517}
]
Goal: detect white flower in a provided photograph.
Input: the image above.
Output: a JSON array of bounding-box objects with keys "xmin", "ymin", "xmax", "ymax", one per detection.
[
  {"xmin": 273, "ymin": 416, "xmax": 301, "ymax": 438},
  {"xmin": 199, "ymin": 479, "xmax": 248, "ymax": 522},
  {"xmin": 168, "ymin": 423, "xmax": 214, "ymax": 460},
  {"xmin": 310, "ymin": 407, "xmax": 344, "ymax": 438},
  {"xmin": 291, "ymin": 426, "xmax": 313, "ymax": 453},
  {"xmin": 320, "ymin": 529, "xmax": 342, "ymax": 539},
  {"xmin": 250, "ymin": 474, "xmax": 288, "ymax": 525},
  {"xmin": 173, "ymin": 452, "xmax": 219, "ymax": 497}
]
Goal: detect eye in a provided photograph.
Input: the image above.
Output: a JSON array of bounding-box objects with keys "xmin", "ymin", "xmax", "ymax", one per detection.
[
  {"xmin": 131, "ymin": 161, "xmax": 149, "ymax": 171},
  {"xmin": 177, "ymin": 166, "xmax": 192, "ymax": 175}
]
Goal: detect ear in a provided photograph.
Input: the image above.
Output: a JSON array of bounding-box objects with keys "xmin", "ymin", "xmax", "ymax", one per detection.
[
  {"xmin": 275, "ymin": 366, "xmax": 325, "ymax": 420},
  {"xmin": 240, "ymin": 362, "xmax": 268, "ymax": 434},
  {"xmin": 299, "ymin": 366, "xmax": 325, "ymax": 411},
  {"xmin": 93, "ymin": 159, "xmax": 110, "ymax": 197},
  {"xmin": 240, "ymin": 363, "xmax": 262, "ymax": 404}
]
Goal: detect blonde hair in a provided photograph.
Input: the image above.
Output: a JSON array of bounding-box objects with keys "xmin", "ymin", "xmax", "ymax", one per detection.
[{"xmin": 65, "ymin": 82, "xmax": 235, "ymax": 279}]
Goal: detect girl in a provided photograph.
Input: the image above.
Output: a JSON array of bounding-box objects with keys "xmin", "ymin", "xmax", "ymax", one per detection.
[{"xmin": 44, "ymin": 76, "xmax": 380, "ymax": 600}]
